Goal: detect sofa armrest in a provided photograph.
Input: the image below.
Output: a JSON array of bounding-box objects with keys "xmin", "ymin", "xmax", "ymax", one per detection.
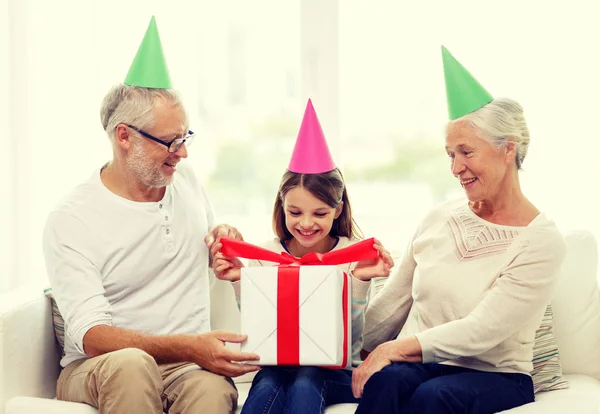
[
  {"xmin": 0, "ymin": 284, "xmax": 61, "ymax": 412},
  {"xmin": 6, "ymin": 397, "xmax": 98, "ymax": 414}
]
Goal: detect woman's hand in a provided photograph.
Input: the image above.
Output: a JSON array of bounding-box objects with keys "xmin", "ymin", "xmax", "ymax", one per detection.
[
  {"xmin": 352, "ymin": 239, "xmax": 395, "ymax": 281},
  {"xmin": 213, "ymin": 252, "xmax": 244, "ymax": 282},
  {"xmin": 352, "ymin": 336, "xmax": 423, "ymax": 398},
  {"xmin": 352, "ymin": 341, "xmax": 395, "ymax": 398}
]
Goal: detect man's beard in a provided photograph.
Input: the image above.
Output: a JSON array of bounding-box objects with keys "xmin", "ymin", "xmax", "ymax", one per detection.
[{"xmin": 126, "ymin": 143, "xmax": 173, "ymax": 188}]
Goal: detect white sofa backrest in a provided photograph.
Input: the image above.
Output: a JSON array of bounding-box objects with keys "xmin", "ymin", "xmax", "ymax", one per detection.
[
  {"xmin": 210, "ymin": 275, "xmax": 242, "ymax": 337},
  {"xmin": 551, "ymin": 230, "xmax": 600, "ymax": 379},
  {"xmin": 0, "ymin": 285, "xmax": 62, "ymax": 412}
]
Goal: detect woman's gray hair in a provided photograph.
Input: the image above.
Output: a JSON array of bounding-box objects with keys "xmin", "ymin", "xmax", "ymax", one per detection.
[
  {"xmin": 453, "ymin": 98, "xmax": 531, "ymax": 169},
  {"xmin": 100, "ymin": 84, "xmax": 184, "ymax": 139}
]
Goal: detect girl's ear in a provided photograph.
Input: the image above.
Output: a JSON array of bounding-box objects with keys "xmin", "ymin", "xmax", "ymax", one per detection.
[{"xmin": 334, "ymin": 201, "xmax": 344, "ymax": 219}]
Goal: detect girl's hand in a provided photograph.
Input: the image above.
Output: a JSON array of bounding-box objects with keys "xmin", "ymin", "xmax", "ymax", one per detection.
[
  {"xmin": 205, "ymin": 225, "xmax": 243, "ymax": 259},
  {"xmin": 213, "ymin": 252, "xmax": 244, "ymax": 282},
  {"xmin": 352, "ymin": 239, "xmax": 394, "ymax": 281}
]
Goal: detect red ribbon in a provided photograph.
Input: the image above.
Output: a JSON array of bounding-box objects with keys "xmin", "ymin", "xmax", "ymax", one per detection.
[
  {"xmin": 219, "ymin": 237, "xmax": 378, "ymax": 266},
  {"xmin": 220, "ymin": 237, "xmax": 377, "ymax": 367},
  {"xmin": 277, "ymin": 267, "xmax": 300, "ymax": 365}
]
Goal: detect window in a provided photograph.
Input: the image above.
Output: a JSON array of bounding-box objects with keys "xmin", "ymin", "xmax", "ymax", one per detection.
[
  {"xmin": 3, "ymin": 0, "xmax": 600, "ymax": 293},
  {"xmin": 340, "ymin": 1, "xmax": 455, "ymax": 253},
  {"xmin": 190, "ymin": 0, "xmax": 301, "ymax": 244}
]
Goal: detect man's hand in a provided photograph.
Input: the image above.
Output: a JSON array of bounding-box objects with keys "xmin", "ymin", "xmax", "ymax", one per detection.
[
  {"xmin": 205, "ymin": 224, "xmax": 243, "ymax": 264},
  {"xmin": 352, "ymin": 239, "xmax": 395, "ymax": 281},
  {"xmin": 352, "ymin": 337, "xmax": 422, "ymax": 398},
  {"xmin": 187, "ymin": 331, "xmax": 260, "ymax": 378}
]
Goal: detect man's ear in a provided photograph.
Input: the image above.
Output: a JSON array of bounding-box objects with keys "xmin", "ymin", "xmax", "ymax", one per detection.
[{"xmin": 115, "ymin": 124, "xmax": 133, "ymax": 151}]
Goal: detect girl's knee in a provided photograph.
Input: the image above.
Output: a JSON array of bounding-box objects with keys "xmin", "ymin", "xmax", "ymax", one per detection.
[
  {"xmin": 295, "ymin": 366, "xmax": 323, "ymax": 381},
  {"xmin": 288, "ymin": 367, "xmax": 326, "ymax": 393},
  {"xmin": 253, "ymin": 367, "xmax": 286, "ymax": 387}
]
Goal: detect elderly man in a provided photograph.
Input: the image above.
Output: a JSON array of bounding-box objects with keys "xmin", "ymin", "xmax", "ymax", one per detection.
[{"xmin": 42, "ymin": 17, "xmax": 258, "ymax": 414}]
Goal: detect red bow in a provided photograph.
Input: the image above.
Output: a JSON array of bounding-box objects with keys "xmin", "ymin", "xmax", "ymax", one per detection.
[{"xmin": 219, "ymin": 237, "xmax": 378, "ymax": 265}]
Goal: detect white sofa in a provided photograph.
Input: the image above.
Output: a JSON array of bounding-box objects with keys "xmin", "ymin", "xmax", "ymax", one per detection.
[{"xmin": 2, "ymin": 230, "xmax": 600, "ymax": 414}]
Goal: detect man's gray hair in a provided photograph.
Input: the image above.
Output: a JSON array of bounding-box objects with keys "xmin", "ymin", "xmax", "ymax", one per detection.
[
  {"xmin": 100, "ymin": 84, "xmax": 184, "ymax": 139},
  {"xmin": 453, "ymin": 98, "xmax": 531, "ymax": 169}
]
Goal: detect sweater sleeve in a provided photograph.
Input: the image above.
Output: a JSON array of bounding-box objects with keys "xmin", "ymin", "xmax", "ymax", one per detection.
[
  {"xmin": 363, "ymin": 234, "xmax": 418, "ymax": 352},
  {"xmin": 350, "ymin": 274, "xmax": 371, "ymax": 365},
  {"xmin": 415, "ymin": 227, "xmax": 566, "ymax": 363}
]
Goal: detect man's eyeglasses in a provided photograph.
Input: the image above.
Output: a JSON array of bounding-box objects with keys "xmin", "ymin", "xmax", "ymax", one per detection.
[{"xmin": 125, "ymin": 124, "xmax": 195, "ymax": 153}]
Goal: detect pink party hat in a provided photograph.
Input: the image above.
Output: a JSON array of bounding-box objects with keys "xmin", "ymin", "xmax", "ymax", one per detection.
[{"xmin": 288, "ymin": 99, "xmax": 336, "ymax": 174}]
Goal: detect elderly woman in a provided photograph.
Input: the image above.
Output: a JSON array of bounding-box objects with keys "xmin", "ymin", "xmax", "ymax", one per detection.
[{"xmin": 352, "ymin": 47, "xmax": 566, "ymax": 414}]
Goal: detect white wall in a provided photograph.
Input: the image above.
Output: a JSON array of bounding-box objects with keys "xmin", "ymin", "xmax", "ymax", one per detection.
[
  {"xmin": 0, "ymin": 0, "xmax": 11, "ymax": 291},
  {"xmin": 2, "ymin": 0, "xmax": 30, "ymax": 292}
]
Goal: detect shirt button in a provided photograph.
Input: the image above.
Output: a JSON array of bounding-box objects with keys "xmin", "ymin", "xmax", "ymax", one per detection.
[
  {"xmin": 159, "ymin": 204, "xmax": 163, "ymax": 209},
  {"xmin": 165, "ymin": 216, "xmax": 169, "ymax": 221},
  {"xmin": 166, "ymin": 229, "xmax": 170, "ymax": 234}
]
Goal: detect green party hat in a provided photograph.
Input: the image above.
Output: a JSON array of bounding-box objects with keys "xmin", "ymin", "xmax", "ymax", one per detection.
[
  {"xmin": 124, "ymin": 16, "xmax": 172, "ymax": 88},
  {"xmin": 442, "ymin": 45, "xmax": 493, "ymax": 120}
]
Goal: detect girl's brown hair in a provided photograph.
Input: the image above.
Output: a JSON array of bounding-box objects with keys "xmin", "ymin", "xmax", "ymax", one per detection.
[{"xmin": 272, "ymin": 168, "xmax": 362, "ymax": 241}]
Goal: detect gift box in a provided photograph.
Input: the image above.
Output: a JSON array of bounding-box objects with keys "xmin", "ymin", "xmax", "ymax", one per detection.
[
  {"xmin": 240, "ymin": 265, "xmax": 351, "ymax": 367},
  {"xmin": 219, "ymin": 237, "xmax": 378, "ymax": 368}
]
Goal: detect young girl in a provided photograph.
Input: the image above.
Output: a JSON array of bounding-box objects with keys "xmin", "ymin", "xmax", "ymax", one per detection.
[{"xmin": 211, "ymin": 100, "xmax": 394, "ymax": 414}]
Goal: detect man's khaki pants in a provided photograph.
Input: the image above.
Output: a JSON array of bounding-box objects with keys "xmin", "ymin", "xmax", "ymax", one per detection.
[{"xmin": 57, "ymin": 348, "xmax": 238, "ymax": 414}]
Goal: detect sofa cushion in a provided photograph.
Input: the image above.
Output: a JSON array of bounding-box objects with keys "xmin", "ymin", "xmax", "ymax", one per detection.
[
  {"xmin": 503, "ymin": 374, "xmax": 600, "ymax": 413},
  {"xmin": 5, "ymin": 397, "xmax": 98, "ymax": 414},
  {"xmin": 530, "ymin": 304, "xmax": 568, "ymax": 393},
  {"xmin": 43, "ymin": 288, "xmax": 64, "ymax": 356},
  {"xmin": 6, "ymin": 374, "xmax": 600, "ymax": 414},
  {"xmin": 550, "ymin": 230, "xmax": 600, "ymax": 380}
]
